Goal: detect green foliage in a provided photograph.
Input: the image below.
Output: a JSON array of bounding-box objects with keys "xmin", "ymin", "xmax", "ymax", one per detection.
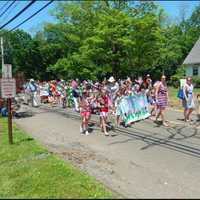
[
  {"xmin": 170, "ymin": 66, "xmax": 185, "ymax": 88},
  {"xmin": 0, "ymin": 0, "xmax": 200, "ymax": 81},
  {"xmin": 47, "ymin": 0, "xmax": 166, "ymax": 80},
  {"xmin": 190, "ymin": 3, "xmax": 200, "ymax": 29},
  {"xmin": 170, "ymin": 66, "xmax": 200, "ymax": 88},
  {"xmin": 171, "ymin": 74, "xmax": 182, "ymax": 88},
  {"xmin": 191, "ymin": 76, "xmax": 200, "ymax": 88}
]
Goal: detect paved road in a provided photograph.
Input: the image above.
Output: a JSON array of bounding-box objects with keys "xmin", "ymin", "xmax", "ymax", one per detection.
[{"xmin": 15, "ymin": 104, "xmax": 200, "ymax": 198}]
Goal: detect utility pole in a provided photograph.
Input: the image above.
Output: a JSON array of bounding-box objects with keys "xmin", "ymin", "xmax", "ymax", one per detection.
[
  {"xmin": 162, "ymin": 68, "xmax": 165, "ymax": 76},
  {"xmin": 1, "ymin": 37, "xmax": 13, "ymax": 144},
  {"xmin": 1, "ymin": 37, "xmax": 4, "ymax": 68}
]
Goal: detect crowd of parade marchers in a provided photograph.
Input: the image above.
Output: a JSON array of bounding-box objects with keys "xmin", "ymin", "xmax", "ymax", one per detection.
[
  {"xmin": 24, "ymin": 74, "xmax": 168, "ymax": 135},
  {"xmin": 0, "ymin": 74, "xmax": 198, "ymax": 136}
]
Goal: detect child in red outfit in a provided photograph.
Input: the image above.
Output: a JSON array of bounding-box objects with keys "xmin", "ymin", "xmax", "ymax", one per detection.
[
  {"xmin": 97, "ymin": 88, "xmax": 109, "ymax": 136},
  {"xmin": 78, "ymin": 90, "xmax": 92, "ymax": 135}
]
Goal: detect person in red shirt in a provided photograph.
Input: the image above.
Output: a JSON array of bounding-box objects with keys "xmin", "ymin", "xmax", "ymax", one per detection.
[{"xmin": 97, "ymin": 88, "xmax": 109, "ymax": 136}]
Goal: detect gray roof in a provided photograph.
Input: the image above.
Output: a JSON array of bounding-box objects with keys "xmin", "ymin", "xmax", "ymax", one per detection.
[{"xmin": 183, "ymin": 36, "xmax": 200, "ymax": 65}]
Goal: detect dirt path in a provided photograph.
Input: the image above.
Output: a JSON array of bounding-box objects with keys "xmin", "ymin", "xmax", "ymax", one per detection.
[{"xmin": 15, "ymin": 105, "xmax": 200, "ymax": 198}]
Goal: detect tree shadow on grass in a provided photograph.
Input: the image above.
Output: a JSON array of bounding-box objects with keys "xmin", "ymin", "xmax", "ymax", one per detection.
[{"xmin": 14, "ymin": 137, "xmax": 34, "ymax": 145}]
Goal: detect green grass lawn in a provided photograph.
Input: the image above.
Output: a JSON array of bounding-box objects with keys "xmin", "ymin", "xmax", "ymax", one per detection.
[
  {"xmin": 168, "ymin": 87, "xmax": 200, "ymax": 110},
  {"xmin": 0, "ymin": 118, "xmax": 113, "ymax": 199}
]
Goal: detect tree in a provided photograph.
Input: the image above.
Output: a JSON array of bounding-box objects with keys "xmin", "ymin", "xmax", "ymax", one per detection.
[{"xmin": 1, "ymin": 0, "xmax": 199, "ymax": 81}]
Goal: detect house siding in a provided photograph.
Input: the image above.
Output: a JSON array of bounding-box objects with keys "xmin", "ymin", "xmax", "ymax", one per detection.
[
  {"xmin": 185, "ymin": 65, "xmax": 200, "ymax": 77},
  {"xmin": 185, "ymin": 66, "xmax": 193, "ymax": 76}
]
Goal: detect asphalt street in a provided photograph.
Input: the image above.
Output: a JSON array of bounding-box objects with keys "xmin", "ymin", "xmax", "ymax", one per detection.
[{"xmin": 14, "ymin": 104, "xmax": 200, "ymax": 198}]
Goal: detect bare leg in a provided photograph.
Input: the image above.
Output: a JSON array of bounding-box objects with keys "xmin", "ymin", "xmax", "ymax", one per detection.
[
  {"xmin": 85, "ymin": 117, "xmax": 90, "ymax": 135},
  {"xmin": 184, "ymin": 108, "xmax": 188, "ymax": 121},
  {"xmin": 156, "ymin": 108, "xmax": 161, "ymax": 121},
  {"xmin": 80, "ymin": 116, "xmax": 84, "ymax": 134},
  {"xmin": 187, "ymin": 108, "xmax": 194, "ymax": 121},
  {"xmin": 85, "ymin": 119, "xmax": 88, "ymax": 131},
  {"xmin": 116, "ymin": 115, "xmax": 120, "ymax": 126},
  {"xmin": 160, "ymin": 109, "xmax": 168, "ymax": 126},
  {"xmin": 100, "ymin": 117, "xmax": 103, "ymax": 132},
  {"xmin": 112, "ymin": 105, "xmax": 116, "ymax": 114},
  {"xmin": 152, "ymin": 104, "xmax": 157, "ymax": 116},
  {"xmin": 82, "ymin": 117, "xmax": 86, "ymax": 131},
  {"xmin": 102, "ymin": 117, "xmax": 108, "ymax": 135}
]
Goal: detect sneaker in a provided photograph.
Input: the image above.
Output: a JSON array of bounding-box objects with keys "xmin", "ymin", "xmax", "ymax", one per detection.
[
  {"xmin": 85, "ymin": 131, "xmax": 89, "ymax": 136},
  {"xmin": 163, "ymin": 122, "xmax": 169, "ymax": 127},
  {"xmin": 104, "ymin": 132, "xmax": 109, "ymax": 136},
  {"xmin": 80, "ymin": 126, "xmax": 84, "ymax": 134}
]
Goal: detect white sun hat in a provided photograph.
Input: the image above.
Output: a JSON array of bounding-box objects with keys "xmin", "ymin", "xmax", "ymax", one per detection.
[{"xmin": 108, "ymin": 76, "xmax": 115, "ymax": 83}]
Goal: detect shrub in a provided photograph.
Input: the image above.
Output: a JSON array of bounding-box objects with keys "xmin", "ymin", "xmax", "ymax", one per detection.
[
  {"xmin": 171, "ymin": 76, "xmax": 200, "ymax": 88},
  {"xmin": 192, "ymin": 76, "xmax": 200, "ymax": 88},
  {"xmin": 171, "ymin": 74, "xmax": 183, "ymax": 88},
  {"xmin": 170, "ymin": 65, "xmax": 186, "ymax": 88}
]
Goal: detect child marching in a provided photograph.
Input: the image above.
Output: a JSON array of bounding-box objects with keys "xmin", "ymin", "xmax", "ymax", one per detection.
[{"xmin": 78, "ymin": 90, "xmax": 92, "ymax": 135}]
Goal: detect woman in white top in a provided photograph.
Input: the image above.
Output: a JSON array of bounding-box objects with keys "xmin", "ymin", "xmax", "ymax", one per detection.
[{"xmin": 182, "ymin": 77, "xmax": 195, "ymax": 122}]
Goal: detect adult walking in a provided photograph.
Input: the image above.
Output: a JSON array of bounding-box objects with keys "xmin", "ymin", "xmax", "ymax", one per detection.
[
  {"xmin": 107, "ymin": 76, "xmax": 119, "ymax": 114},
  {"xmin": 155, "ymin": 75, "xmax": 168, "ymax": 126},
  {"xmin": 71, "ymin": 79, "xmax": 80, "ymax": 112},
  {"xmin": 182, "ymin": 77, "xmax": 195, "ymax": 122},
  {"xmin": 27, "ymin": 79, "xmax": 38, "ymax": 107}
]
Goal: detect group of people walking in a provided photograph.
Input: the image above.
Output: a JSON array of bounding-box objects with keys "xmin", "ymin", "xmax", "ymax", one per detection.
[
  {"xmin": 23, "ymin": 74, "xmax": 171, "ymax": 135},
  {"xmin": 22, "ymin": 74, "xmax": 198, "ymax": 136}
]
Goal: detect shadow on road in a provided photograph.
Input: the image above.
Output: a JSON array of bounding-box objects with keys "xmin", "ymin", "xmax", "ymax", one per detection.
[
  {"xmin": 109, "ymin": 124, "xmax": 200, "ymax": 159},
  {"xmin": 35, "ymin": 105, "xmax": 200, "ymax": 159},
  {"xmin": 15, "ymin": 111, "xmax": 34, "ymax": 118}
]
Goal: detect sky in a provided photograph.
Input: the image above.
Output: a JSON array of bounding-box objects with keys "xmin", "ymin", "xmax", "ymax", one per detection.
[
  {"xmin": 0, "ymin": 1, "xmax": 199, "ymax": 35},
  {"xmin": 155, "ymin": 1, "xmax": 199, "ymax": 19}
]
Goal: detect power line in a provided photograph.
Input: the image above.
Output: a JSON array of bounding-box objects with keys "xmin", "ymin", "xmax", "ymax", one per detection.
[
  {"xmin": 0, "ymin": 1, "xmax": 10, "ymax": 13},
  {"xmin": 1, "ymin": 1, "xmax": 19, "ymax": 24},
  {"xmin": 0, "ymin": 0, "xmax": 36, "ymax": 30},
  {"xmin": 0, "ymin": 1, "xmax": 16, "ymax": 18},
  {"xmin": 10, "ymin": 0, "xmax": 54, "ymax": 32}
]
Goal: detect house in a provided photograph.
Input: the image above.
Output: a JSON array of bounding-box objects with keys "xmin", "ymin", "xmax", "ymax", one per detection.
[{"xmin": 183, "ymin": 37, "xmax": 200, "ymax": 76}]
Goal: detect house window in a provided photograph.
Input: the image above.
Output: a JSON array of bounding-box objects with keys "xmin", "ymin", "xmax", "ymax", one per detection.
[{"xmin": 193, "ymin": 67, "xmax": 198, "ymax": 76}]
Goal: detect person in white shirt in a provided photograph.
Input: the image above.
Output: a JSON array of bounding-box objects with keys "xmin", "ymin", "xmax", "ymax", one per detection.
[{"xmin": 182, "ymin": 77, "xmax": 195, "ymax": 122}]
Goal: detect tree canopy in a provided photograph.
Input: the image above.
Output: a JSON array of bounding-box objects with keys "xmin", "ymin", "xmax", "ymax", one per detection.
[{"xmin": 0, "ymin": 0, "xmax": 199, "ymax": 81}]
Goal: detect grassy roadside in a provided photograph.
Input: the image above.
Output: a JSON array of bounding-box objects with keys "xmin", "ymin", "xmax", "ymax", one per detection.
[
  {"xmin": 168, "ymin": 87, "xmax": 200, "ymax": 110},
  {"xmin": 0, "ymin": 118, "xmax": 113, "ymax": 199}
]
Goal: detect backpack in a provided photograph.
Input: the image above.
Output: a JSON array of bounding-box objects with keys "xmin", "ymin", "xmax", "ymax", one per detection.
[
  {"xmin": 29, "ymin": 83, "xmax": 37, "ymax": 92},
  {"xmin": 177, "ymin": 87, "xmax": 187, "ymax": 100}
]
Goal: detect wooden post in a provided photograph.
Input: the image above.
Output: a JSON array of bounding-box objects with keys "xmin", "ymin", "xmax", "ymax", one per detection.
[
  {"xmin": 7, "ymin": 98, "xmax": 13, "ymax": 144},
  {"xmin": 1, "ymin": 37, "xmax": 13, "ymax": 144}
]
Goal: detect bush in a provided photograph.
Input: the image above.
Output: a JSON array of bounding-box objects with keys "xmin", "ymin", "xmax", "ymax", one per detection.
[
  {"xmin": 171, "ymin": 74, "xmax": 183, "ymax": 88},
  {"xmin": 171, "ymin": 75, "xmax": 200, "ymax": 88},
  {"xmin": 170, "ymin": 66, "xmax": 186, "ymax": 88},
  {"xmin": 192, "ymin": 76, "xmax": 200, "ymax": 88}
]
